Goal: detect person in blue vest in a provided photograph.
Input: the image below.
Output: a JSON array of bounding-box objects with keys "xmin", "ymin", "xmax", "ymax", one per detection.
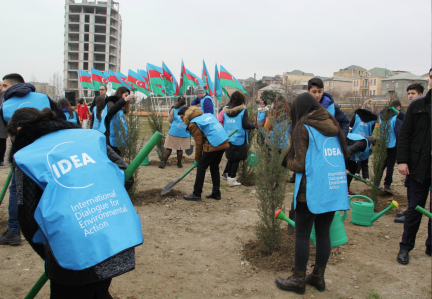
[
  {"xmin": 346, "ymin": 133, "xmax": 376, "ymax": 194},
  {"xmin": 191, "ymin": 85, "xmax": 215, "ymax": 115},
  {"xmin": 91, "ymin": 96, "xmax": 106, "ymax": 131},
  {"xmin": 379, "ymin": 103, "xmax": 402, "ymax": 191},
  {"xmin": 277, "ymin": 93, "xmax": 349, "ymax": 295},
  {"xmin": 158, "ymin": 96, "xmax": 190, "ymax": 169},
  {"xmin": 307, "ymin": 78, "xmax": 350, "ymax": 137},
  {"xmin": 254, "ymin": 100, "xmax": 269, "ymax": 146},
  {"xmin": 178, "ymin": 106, "xmax": 229, "ymax": 201},
  {"xmin": 0, "ymin": 73, "xmax": 66, "ymax": 247},
  {"xmin": 7, "ymin": 107, "xmax": 141, "ymax": 298},
  {"xmin": 58, "ymin": 98, "xmax": 80, "ymax": 125},
  {"xmin": 222, "ymin": 91, "xmax": 255, "ymax": 186},
  {"xmin": 349, "ymin": 99, "xmax": 377, "ymax": 183}
]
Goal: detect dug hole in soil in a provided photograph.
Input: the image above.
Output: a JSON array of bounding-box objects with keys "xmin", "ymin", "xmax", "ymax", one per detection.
[{"xmin": 0, "ymin": 156, "xmax": 430, "ymax": 298}]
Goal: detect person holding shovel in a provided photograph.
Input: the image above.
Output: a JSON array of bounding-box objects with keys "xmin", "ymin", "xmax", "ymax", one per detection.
[
  {"xmin": 178, "ymin": 106, "xmax": 229, "ymax": 201},
  {"xmin": 158, "ymin": 96, "xmax": 190, "ymax": 169},
  {"xmin": 7, "ymin": 107, "xmax": 142, "ymax": 299}
]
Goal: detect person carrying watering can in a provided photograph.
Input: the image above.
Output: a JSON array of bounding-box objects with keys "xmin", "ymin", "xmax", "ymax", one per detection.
[
  {"xmin": 7, "ymin": 107, "xmax": 142, "ymax": 299},
  {"xmin": 277, "ymin": 93, "xmax": 350, "ymax": 295}
]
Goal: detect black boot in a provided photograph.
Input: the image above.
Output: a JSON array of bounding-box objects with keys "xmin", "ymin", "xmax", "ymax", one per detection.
[
  {"xmin": 275, "ymin": 269, "xmax": 306, "ymax": 295},
  {"xmin": 0, "ymin": 229, "xmax": 22, "ymax": 245},
  {"xmin": 183, "ymin": 193, "xmax": 201, "ymax": 201},
  {"xmin": 206, "ymin": 193, "xmax": 221, "ymax": 200},
  {"xmin": 177, "ymin": 162, "xmax": 183, "ymax": 168},
  {"xmin": 158, "ymin": 161, "xmax": 166, "ymax": 169},
  {"xmin": 305, "ymin": 266, "xmax": 326, "ymax": 292}
]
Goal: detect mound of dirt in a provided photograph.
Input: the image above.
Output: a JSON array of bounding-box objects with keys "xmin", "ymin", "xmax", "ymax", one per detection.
[
  {"xmin": 132, "ymin": 188, "xmax": 187, "ymax": 206},
  {"xmin": 149, "ymin": 156, "xmax": 195, "ymax": 166}
]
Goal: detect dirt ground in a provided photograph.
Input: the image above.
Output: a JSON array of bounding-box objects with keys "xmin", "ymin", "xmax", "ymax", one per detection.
[{"xmin": 0, "ymin": 155, "xmax": 430, "ymax": 299}]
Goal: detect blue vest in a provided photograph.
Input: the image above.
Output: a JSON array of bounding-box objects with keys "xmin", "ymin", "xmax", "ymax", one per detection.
[
  {"xmin": 379, "ymin": 115, "xmax": 397, "ymax": 148},
  {"xmin": 109, "ymin": 110, "xmax": 128, "ymax": 148},
  {"xmin": 2, "ymin": 92, "xmax": 50, "ymax": 122},
  {"xmin": 294, "ymin": 125, "xmax": 349, "ymax": 214},
  {"xmin": 189, "ymin": 113, "xmax": 228, "ymax": 147},
  {"xmin": 257, "ymin": 111, "xmax": 266, "ymax": 124},
  {"xmin": 14, "ymin": 129, "xmax": 143, "ymax": 271},
  {"xmin": 269, "ymin": 121, "xmax": 290, "ymax": 149},
  {"xmin": 200, "ymin": 95, "xmax": 215, "ymax": 116},
  {"xmin": 351, "ymin": 114, "xmax": 375, "ymax": 136},
  {"xmin": 96, "ymin": 105, "xmax": 109, "ymax": 134},
  {"xmin": 224, "ymin": 109, "xmax": 248, "ymax": 146},
  {"xmin": 347, "ymin": 133, "xmax": 371, "ymax": 161},
  {"xmin": 92, "ymin": 106, "xmax": 102, "ymax": 131},
  {"xmin": 326, "ymin": 103, "xmax": 335, "ymax": 116},
  {"xmin": 64, "ymin": 111, "xmax": 78, "ymax": 123},
  {"xmin": 168, "ymin": 107, "xmax": 189, "ymax": 138}
]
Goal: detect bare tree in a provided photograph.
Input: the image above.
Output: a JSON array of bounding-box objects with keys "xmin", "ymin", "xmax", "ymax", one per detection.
[{"xmin": 50, "ymin": 72, "xmax": 64, "ymax": 101}]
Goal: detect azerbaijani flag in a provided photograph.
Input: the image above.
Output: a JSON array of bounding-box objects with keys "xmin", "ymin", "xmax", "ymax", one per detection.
[
  {"xmin": 117, "ymin": 71, "xmax": 131, "ymax": 88},
  {"xmin": 202, "ymin": 60, "xmax": 214, "ymax": 96},
  {"xmin": 78, "ymin": 70, "xmax": 93, "ymax": 89},
  {"xmin": 147, "ymin": 63, "xmax": 164, "ymax": 86},
  {"xmin": 109, "ymin": 69, "xmax": 131, "ymax": 90},
  {"xmin": 162, "ymin": 62, "xmax": 177, "ymax": 96},
  {"xmin": 127, "ymin": 69, "xmax": 150, "ymax": 96},
  {"xmin": 214, "ymin": 65, "xmax": 223, "ymax": 102},
  {"xmin": 178, "ymin": 60, "xmax": 187, "ymax": 96},
  {"xmin": 219, "ymin": 65, "xmax": 247, "ymax": 93},
  {"xmin": 91, "ymin": 68, "xmax": 108, "ymax": 91},
  {"xmin": 185, "ymin": 68, "xmax": 203, "ymax": 88},
  {"xmin": 103, "ymin": 71, "xmax": 110, "ymax": 82}
]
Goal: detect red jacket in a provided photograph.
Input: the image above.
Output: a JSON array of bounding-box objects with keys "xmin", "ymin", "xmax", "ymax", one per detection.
[{"xmin": 78, "ymin": 103, "xmax": 89, "ymax": 120}]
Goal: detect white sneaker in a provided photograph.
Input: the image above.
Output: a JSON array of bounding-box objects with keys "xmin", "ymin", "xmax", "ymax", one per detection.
[{"xmin": 228, "ymin": 177, "xmax": 241, "ymax": 187}]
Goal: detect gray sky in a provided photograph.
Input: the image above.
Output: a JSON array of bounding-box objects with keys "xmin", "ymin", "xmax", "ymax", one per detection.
[{"xmin": 2, "ymin": 0, "xmax": 430, "ymax": 84}]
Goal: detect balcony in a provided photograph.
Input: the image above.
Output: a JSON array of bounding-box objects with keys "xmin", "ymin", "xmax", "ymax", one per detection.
[
  {"xmin": 109, "ymin": 37, "xmax": 117, "ymax": 47},
  {"xmin": 95, "ymin": 16, "xmax": 106, "ymax": 24},
  {"xmin": 94, "ymin": 35, "xmax": 106, "ymax": 43},
  {"xmin": 69, "ymin": 15, "xmax": 80, "ymax": 23},
  {"xmin": 69, "ymin": 24, "xmax": 80, "ymax": 32},
  {"xmin": 68, "ymin": 62, "xmax": 79, "ymax": 70},
  {"xmin": 95, "ymin": 7, "xmax": 107, "ymax": 15},
  {"xmin": 93, "ymin": 63, "xmax": 105, "ymax": 71},
  {"xmin": 109, "ymin": 46, "xmax": 117, "ymax": 55},
  {"xmin": 68, "ymin": 33, "xmax": 79, "ymax": 42},
  {"xmin": 68, "ymin": 71, "xmax": 79, "ymax": 80},
  {"xmin": 68, "ymin": 53, "xmax": 79, "ymax": 61},
  {"xmin": 94, "ymin": 44, "xmax": 106, "ymax": 52},
  {"xmin": 68, "ymin": 43, "xmax": 79, "ymax": 51},
  {"xmin": 94, "ymin": 54, "xmax": 106, "ymax": 62},
  {"xmin": 94, "ymin": 25, "xmax": 106, "ymax": 34},
  {"xmin": 110, "ymin": 28, "xmax": 118, "ymax": 38}
]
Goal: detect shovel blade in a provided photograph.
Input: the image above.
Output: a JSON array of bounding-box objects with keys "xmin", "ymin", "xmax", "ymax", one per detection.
[
  {"xmin": 161, "ymin": 180, "xmax": 178, "ymax": 195},
  {"xmin": 185, "ymin": 145, "xmax": 194, "ymax": 156}
]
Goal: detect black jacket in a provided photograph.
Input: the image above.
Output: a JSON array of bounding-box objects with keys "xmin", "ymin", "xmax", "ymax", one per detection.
[
  {"xmin": 223, "ymin": 104, "xmax": 255, "ymax": 161},
  {"xmin": 319, "ymin": 92, "xmax": 350, "ymax": 137},
  {"xmin": 1, "ymin": 83, "xmax": 66, "ymax": 124},
  {"xmin": 349, "ymin": 109, "xmax": 378, "ymax": 128},
  {"xmin": 397, "ymin": 90, "xmax": 431, "ymax": 183},
  {"xmin": 104, "ymin": 96, "xmax": 128, "ymax": 146},
  {"xmin": 11, "ymin": 114, "xmax": 135, "ymax": 286}
]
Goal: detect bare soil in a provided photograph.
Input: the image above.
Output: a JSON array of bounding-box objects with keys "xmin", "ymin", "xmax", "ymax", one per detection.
[{"xmin": 0, "ymin": 156, "xmax": 430, "ymax": 299}]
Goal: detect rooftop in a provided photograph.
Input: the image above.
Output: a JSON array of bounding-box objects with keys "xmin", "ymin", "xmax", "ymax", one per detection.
[
  {"xmin": 339, "ymin": 65, "xmax": 365, "ymax": 71},
  {"xmin": 353, "ymin": 67, "xmax": 395, "ymax": 79},
  {"xmin": 285, "ymin": 70, "xmax": 314, "ymax": 76},
  {"xmin": 381, "ymin": 72, "xmax": 428, "ymax": 81},
  {"xmin": 259, "ymin": 84, "xmax": 285, "ymax": 91},
  {"xmin": 324, "ymin": 76, "xmax": 353, "ymax": 82}
]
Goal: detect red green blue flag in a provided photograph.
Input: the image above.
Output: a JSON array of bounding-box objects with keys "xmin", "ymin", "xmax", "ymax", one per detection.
[
  {"xmin": 127, "ymin": 70, "xmax": 150, "ymax": 96},
  {"xmin": 202, "ymin": 60, "xmax": 214, "ymax": 96},
  {"xmin": 219, "ymin": 65, "xmax": 247, "ymax": 93},
  {"xmin": 147, "ymin": 64, "xmax": 166, "ymax": 96},
  {"xmin": 91, "ymin": 68, "xmax": 108, "ymax": 91},
  {"xmin": 78, "ymin": 70, "xmax": 93, "ymax": 89},
  {"xmin": 214, "ymin": 65, "xmax": 223, "ymax": 102},
  {"xmin": 178, "ymin": 60, "xmax": 187, "ymax": 96},
  {"xmin": 185, "ymin": 68, "xmax": 203, "ymax": 88},
  {"xmin": 162, "ymin": 62, "xmax": 177, "ymax": 97},
  {"xmin": 109, "ymin": 69, "xmax": 131, "ymax": 90}
]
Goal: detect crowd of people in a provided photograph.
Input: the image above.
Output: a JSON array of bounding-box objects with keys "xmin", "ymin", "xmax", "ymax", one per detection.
[{"xmin": 0, "ymin": 70, "xmax": 429, "ymax": 297}]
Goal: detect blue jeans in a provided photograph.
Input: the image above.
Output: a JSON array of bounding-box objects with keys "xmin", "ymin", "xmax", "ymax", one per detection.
[{"xmin": 7, "ymin": 173, "xmax": 19, "ymax": 232}]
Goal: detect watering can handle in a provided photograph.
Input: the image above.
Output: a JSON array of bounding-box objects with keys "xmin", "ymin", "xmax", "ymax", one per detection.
[
  {"xmin": 349, "ymin": 195, "xmax": 374, "ymax": 208},
  {"xmin": 340, "ymin": 210, "xmax": 349, "ymax": 222}
]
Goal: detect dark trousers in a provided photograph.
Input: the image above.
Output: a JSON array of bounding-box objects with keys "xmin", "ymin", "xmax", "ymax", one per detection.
[
  {"xmin": 50, "ymin": 279, "xmax": 112, "ymax": 299},
  {"xmin": 226, "ymin": 160, "xmax": 240, "ymax": 178},
  {"xmin": 404, "ymin": 176, "xmax": 411, "ymax": 206},
  {"xmin": 356, "ymin": 158, "xmax": 370, "ymax": 179},
  {"xmin": 294, "ymin": 202, "xmax": 335, "ymax": 270},
  {"xmin": 0, "ymin": 138, "xmax": 6, "ymax": 163},
  {"xmin": 347, "ymin": 160, "xmax": 358, "ymax": 188},
  {"xmin": 400, "ymin": 176, "xmax": 431, "ymax": 251},
  {"xmin": 193, "ymin": 150, "xmax": 224, "ymax": 196},
  {"xmin": 382, "ymin": 147, "xmax": 397, "ymax": 186}
]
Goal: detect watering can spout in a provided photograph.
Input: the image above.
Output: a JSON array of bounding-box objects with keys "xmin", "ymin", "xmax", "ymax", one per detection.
[{"xmin": 371, "ymin": 200, "xmax": 398, "ymax": 223}]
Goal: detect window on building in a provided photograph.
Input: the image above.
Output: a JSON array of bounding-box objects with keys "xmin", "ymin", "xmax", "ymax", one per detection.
[
  {"xmin": 83, "ymin": 62, "xmax": 88, "ymax": 70},
  {"xmin": 370, "ymin": 79, "xmax": 373, "ymax": 86},
  {"xmin": 329, "ymin": 82, "xmax": 332, "ymax": 87},
  {"xmin": 84, "ymin": 43, "xmax": 89, "ymax": 51},
  {"xmin": 387, "ymin": 83, "xmax": 389, "ymax": 88},
  {"xmin": 85, "ymin": 15, "xmax": 90, "ymax": 23},
  {"xmin": 84, "ymin": 34, "xmax": 89, "ymax": 42},
  {"xmin": 396, "ymin": 83, "xmax": 398, "ymax": 88},
  {"xmin": 84, "ymin": 53, "xmax": 88, "ymax": 60},
  {"xmin": 370, "ymin": 90, "xmax": 372, "ymax": 96},
  {"xmin": 374, "ymin": 79, "xmax": 376, "ymax": 86}
]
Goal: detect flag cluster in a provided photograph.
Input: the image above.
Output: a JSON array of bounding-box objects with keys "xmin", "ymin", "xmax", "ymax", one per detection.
[{"xmin": 78, "ymin": 61, "xmax": 246, "ymax": 102}]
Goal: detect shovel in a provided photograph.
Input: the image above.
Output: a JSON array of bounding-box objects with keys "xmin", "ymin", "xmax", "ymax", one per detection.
[
  {"xmin": 161, "ymin": 129, "xmax": 238, "ymax": 195},
  {"xmin": 0, "ymin": 168, "xmax": 13, "ymax": 206},
  {"xmin": 348, "ymin": 173, "xmax": 391, "ymax": 194},
  {"xmin": 185, "ymin": 136, "xmax": 194, "ymax": 156}
]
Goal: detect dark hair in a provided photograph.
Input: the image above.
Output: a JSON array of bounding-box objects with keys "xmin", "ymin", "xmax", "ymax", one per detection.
[
  {"xmin": 283, "ymin": 93, "xmax": 349, "ymax": 164},
  {"xmin": 95, "ymin": 96, "xmax": 105, "ymax": 121},
  {"xmin": 58, "ymin": 98, "xmax": 75, "ymax": 119},
  {"xmin": 173, "ymin": 96, "xmax": 186, "ymax": 109},
  {"xmin": 273, "ymin": 95, "xmax": 289, "ymax": 115},
  {"xmin": 406, "ymin": 83, "xmax": 424, "ymax": 95},
  {"xmin": 78, "ymin": 98, "xmax": 84, "ymax": 104},
  {"xmin": 99, "ymin": 86, "xmax": 107, "ymax": 91},
  {"xmin": 114, "ymin": 86, "xmax": 130, "ymax": 98},
  {"xmin": 392, "ymin": 100, "xmax": 401, "ymax": 108},
  {"xmin": 178, "ymin": 106, "xmax": 188, "ymax": 116},
  {"xmin": 229, "ymin": 91, "xmax": 246, "ymax": 107},
  {"xmin": 307, "ymin": 78, "xmax": 324, "ymax": 91},
  {"xmin": 3, "ymin": 73, "xmax": 25, "ymax": 84},
  {"xmin": 8, "ymin": 107, "xmax": 55, "ymax": 137},
  {"xmin": 260, "ymin": 100, "xmax": 267, "ymax": 106}
]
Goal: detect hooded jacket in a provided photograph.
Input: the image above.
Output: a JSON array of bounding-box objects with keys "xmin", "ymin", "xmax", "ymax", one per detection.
[
  {"xmin": 104, "ymin": 95, "xmax": 128, "ymax": 146},
  {"xmin": 1, "ymin": 83, "xmax": 66, "ymax": 123},
  {"xmin": 10, "ymin": 113, "xmax": 135, "ymax": 286},
  {"xmin": 319, "ymin": 92, "xmax": 350, "ymax": 137},
  {"xmin": 349, "ymin": 108, "xmax": 378, "ymax": 128},
  {"xmin": 281, "ymin": 108, "xmax": 341, "ymax": 203},
  {"xmin": 184, "ymin": 106, "xmax": 229, "ymax": 162}
]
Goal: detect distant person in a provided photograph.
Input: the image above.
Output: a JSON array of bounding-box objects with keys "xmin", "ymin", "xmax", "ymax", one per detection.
[
  {"xmin": 91, "ymin": 96, "xmax": 106, "ymax": 131},
  {"xmin": 307, "ymin": 78, "xmax": 350, "ymax": 137},
  {"xmin": 0, "ymin": 82, "xmax": 7, "ymax": 166},
  {"xmin": 396, "ymin": 71, "xmax": 431, "ymax": 265},
  {"xmin": 191, "ymin": 85, "xmax": 215, "ymax": 115},
  {"xmin": 58, "ymin": 98, "xmax": 80, "ymax": 125},
  {"xmin": 90, "ymin": 85, "xmax": 108, "ymax": 128},
  {"xmin": 254, "ymin": 100, "xmax": 269, "ymax": 145},
  {"xmin": 77, "ymin": 99, "xmax": 90, "ymax": 128}
]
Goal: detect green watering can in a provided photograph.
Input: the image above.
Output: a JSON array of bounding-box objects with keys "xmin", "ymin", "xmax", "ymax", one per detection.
[
  {"xmin": 349, "ymin": 195, "xmax": 398, "ymax": 226},
  {"xmin": 415, "ymin": 205, "xmax": 432, "ymax": 219},
  {"xmin": 248, "ymin": 150, "xmax": 258, "ymax": 167},
  {"xmin": 275, "ymin": 209, "xmax": 348, "ymax": 248}
]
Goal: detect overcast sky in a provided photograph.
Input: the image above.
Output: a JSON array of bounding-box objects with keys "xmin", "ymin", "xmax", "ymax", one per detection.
[{"xmin": 2, "ymin": 0, "xmax": 430, "ymax": 83}]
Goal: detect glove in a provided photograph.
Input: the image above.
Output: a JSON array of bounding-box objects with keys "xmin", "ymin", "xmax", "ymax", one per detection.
[
  {"xmin": 194, "ymin": 161, "xmax": 199, "ymax": 167},
  {"xmin": 125, "ymin": 94, "xmax": 135, "ymax": 102}
]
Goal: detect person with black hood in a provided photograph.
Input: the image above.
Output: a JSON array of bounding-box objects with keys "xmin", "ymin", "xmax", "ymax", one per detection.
[
  {"xmin": 0, "ymin": 83, "xmax": 8, "ymax": 167},
  {"xmin": 0, "ymin": 73, "xmax": 66, "ymax": 246},
  {"xmin": 7, "ymin": 107, "xmax": 142, "ymax": 298},
  {"xmin": 221, "ymin": 91, "xmax": 255, "ymax": 187},
  {"xmin": 307, "ymin": 78, "xmax": 350, "ymax": 137}
]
